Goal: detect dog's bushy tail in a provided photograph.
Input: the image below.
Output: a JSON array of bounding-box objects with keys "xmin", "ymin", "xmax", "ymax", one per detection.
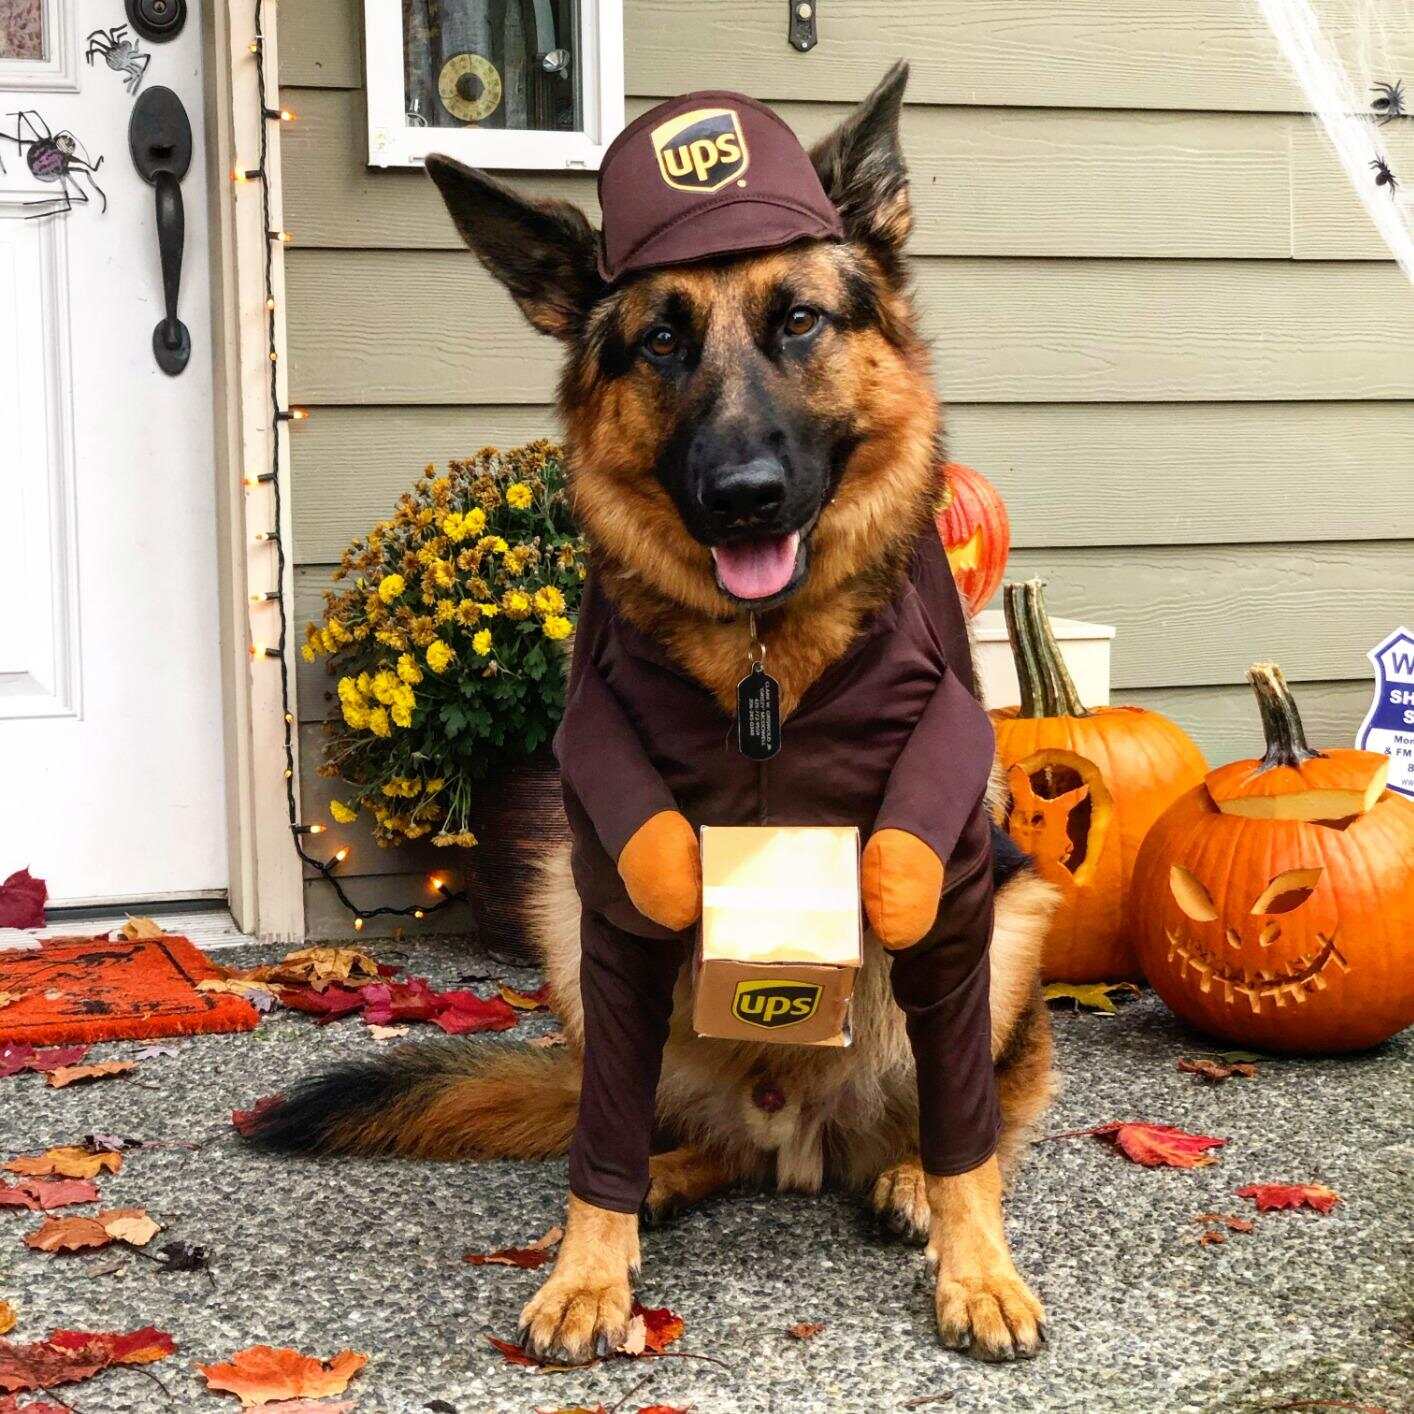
[{"xmin": 244, "ymin": 1040, "xmax": 581, "ymax": 1161}]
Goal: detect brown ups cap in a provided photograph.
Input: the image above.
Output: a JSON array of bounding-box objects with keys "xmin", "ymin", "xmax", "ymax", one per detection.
[{"xmin": 597, "ymin": 91, "xmax": 844, "ymax": 282}]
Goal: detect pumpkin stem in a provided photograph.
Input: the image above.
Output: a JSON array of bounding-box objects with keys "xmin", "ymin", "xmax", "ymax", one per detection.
[
  {"xmin": 1248, "ymin": 661, "xmax": 1324, "ymax": 770},
  {"xmin": 1003, "ymin": 578, "xmax": 1089, "ymax": 718}
]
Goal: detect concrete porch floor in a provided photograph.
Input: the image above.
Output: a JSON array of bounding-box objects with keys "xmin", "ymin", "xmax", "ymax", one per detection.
[{"xmin": 0, "ymin": 935, "xmax": 1408, "ymax": 1414}]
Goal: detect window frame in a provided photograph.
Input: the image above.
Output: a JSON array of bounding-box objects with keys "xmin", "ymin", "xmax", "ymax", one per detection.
[
  {"xmin": 0, "ymin": 0, "xmax": 79, "ymax": 91},
  {"xmin": 363, "ymin": 0, "xmax": 624, "ymax": 170}
]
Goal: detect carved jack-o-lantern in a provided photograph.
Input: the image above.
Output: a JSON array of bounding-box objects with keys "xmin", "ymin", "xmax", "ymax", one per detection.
[
  {"xmin": 993, "ymin": 581, "xmax": 1208, "ymax": 981},
  {"xmin": 935, "ymin": 461, "xmax": 1010, "ymax": 616},
  {"xmin": 1131, "ymin": 662, "xmax": 1414, "ymax": 1054}
]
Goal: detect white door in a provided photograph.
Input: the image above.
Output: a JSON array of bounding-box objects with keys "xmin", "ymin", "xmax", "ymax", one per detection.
[{"xmin": 0, "ymin": 0, "xmax": 227, "ymax": 906}]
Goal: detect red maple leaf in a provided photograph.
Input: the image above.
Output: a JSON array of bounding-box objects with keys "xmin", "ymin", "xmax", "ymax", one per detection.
[
  {"xmin": 486, "ymin": 1335, "xmax": 543, "ymax": 1368},
  {"xmin": 0, "ymin": 1047, "xmax": 90, "ymax": 1081},
  {"xmin": 0, "ymin": 1179, "xmax": 100, "ymax": 1213},
  {"xmin": 275, "ymin": 985, "xmax": 366, "ymax": 1020},
  {"xmin": 633, "ymin": 1303, "xmax": 685, "ymax": 1353},
  {"xmin": 1236, "ymin": 1182, "xmax": 1341, "ymax": 1214},
  {"xmin": 231, "ymin": 1094, "xmax": 286, "ymax": 1136},
  {"xmin": 1048, "ymin": 1121, "xmax": 1228, "ymax": 1168},
  {"xmin": 0, "ymin": 1396, "xmax": 74, "ymax": 1413},
  {"xmin": 430, "ymin": 990, "xmax": 518, "ymax": 1036},
  {"xmin": 0, "ymin": 870, "xmax": 46, "ymax": 929},
  {"xmin": 0, "ymin": 1326, "xmax": 172, "ymax": 1394}
]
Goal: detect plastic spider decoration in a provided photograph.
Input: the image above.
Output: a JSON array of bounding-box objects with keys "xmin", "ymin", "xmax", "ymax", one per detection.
[
  {"xmin": 1369, "ymin": 156, "xmax": 1399, "ymax": 198},
  {"xmin": 0, "ymin": 111, "xmax": 107, "ymax": 215},
  {"xmin": 85, "ymin": 25, "xmax": 150, "ymax": 96},
  {"xmin": 1371, "ymin": 79, "xmax": 1406, "ymax": 125}
]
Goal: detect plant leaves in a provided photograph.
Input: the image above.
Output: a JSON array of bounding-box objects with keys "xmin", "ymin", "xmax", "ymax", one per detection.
[
  {"xmin": 0, "ymin": 1047, "xmax": 90, "ymax": 1081},
  {"xmin": 44, "ymin": 1061, "xmax": 138, "ymax": 1090},
  {"xmin": 633, "ymin": 1303, "xmax": 685, "ymax": 1354},
  {"xmin": 1177, "ymin": 1057, "xmax": 1257, "ymax": 1084},
  {"xmin": 97, "ymin": 1209, "xmax": 161, "ymax": 1247},
  {"xmin": 0, "ymin": 1397, "xmax": 75, "ymax": 1413},
  {"xmin": 429, "ymin": 990, "xmax": 519, "ymax": 1036},
  {"xmin": 1051, "ymin": 1121, "xmax": 1228, "ymax": 1168},
  {"xmin": 23, "ymin": 1217, "xmax": 112, "ymax": 1253},
  {"xmin": 1194, "ymin": 1212, "xmax": 1255, "ymax": 1238},
  {"xmin": 5, "ymin": 1148, "xmax": 121, "ymax": 1181},
  {"xmin": 244, "ymin": 946, "xmax": 390, "ymax": 992},
  {"xmin": 1042, "ymin": 982, "xmax": 1141, "ymax": 1014},
  {"xmin": 46, "ymin": 1326, "xmax": 175, "ymax": 1366},
  {"xmin": 0, "ymin": 1307, "xmax": 12, "ymax": 1338},
  {"xmin": 0, "ymin": 870, "xmax": 46, "ymax": 930},
  {"xmin": 195, "ymin": 1345, "xmax": 368, "ymax": 1405},
  {"xmin": 367, "ymin": 1024, "xmax": 410, "ymax": 1041},
  {"xmin": 118, "ymin": 916, "xmax": 167, "ymax": 939},
  {"xmin": 1236, "ymin": 1182, "xmax": 1341, "ymax": 1214},
  {"xmin": 0, "ymin": 993, "xmax": 24, "ymax": 1012},
  {"xmin": 464, "ymin": 1225, "xmax": 561, "ymax": 1269},
  {"xmin": 231, "ymin": 1095, "xmax": 286, "ymax": 1136},
  {"xmin": 787, "ymin": 1321, "xmax": 826, "ymax": 1340},
  {"xmin": 0, "ymin": 1325, "xmax": 173, "ymax": 1394},
  {"xmin": 486, "ymin": 1335, "xmax": 542, "ymax": 1368},
  {"xmin": 0, "ymin": 1179, "xmax": 100, "ymax": 1212},
  {"xmin": 274, "ymin": 985, "xmax": 367, "ymax": 1021},
  {"xmin": 498, "ymin": 982, "xmax": 551, "ymax": 1011}
]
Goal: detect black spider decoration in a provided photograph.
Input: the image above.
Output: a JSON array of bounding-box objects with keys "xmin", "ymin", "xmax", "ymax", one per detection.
[
  {"xmin": 0, "ymin": 110, "xmax": 107, "ymax": 215},
  {"xmin": 1371, "ymin": 79, "xmax": 1406, "ymax": 125},
  {"xmin": 85, "ymin": 25, "xmax": 150, "ymax": 96},
  {"xmin": 1370, "ymin": 155, "xmax": 1399, "ymax": 198}
]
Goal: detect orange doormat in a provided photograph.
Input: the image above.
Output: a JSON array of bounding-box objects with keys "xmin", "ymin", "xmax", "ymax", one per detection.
[{"xmin": 0, "ymin": 935, "xmax": 259, "ymax": 1047}]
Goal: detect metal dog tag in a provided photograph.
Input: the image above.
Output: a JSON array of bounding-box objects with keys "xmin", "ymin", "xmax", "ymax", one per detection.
[{"xmin": 737, "ymin": 663, "xmax": 781, "ymax": 760}]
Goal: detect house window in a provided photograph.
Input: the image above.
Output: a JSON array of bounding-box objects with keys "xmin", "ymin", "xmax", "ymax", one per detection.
[
  {"xmin": 365, "ymin": 0, "xmax": 624, "ymax": 170},
  {"xmin": 0, "ymin": 0, "xmax": 77, "ymax": 89}
]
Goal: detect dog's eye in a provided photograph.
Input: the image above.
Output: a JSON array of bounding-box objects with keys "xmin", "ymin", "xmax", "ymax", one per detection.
[
  {"xmin": 783, "ymin": 306, "xmax": 819, "ymax": 338},
  {"xmin": 643, "ymin": 326, "xmax": 678, "ymax": 358}
]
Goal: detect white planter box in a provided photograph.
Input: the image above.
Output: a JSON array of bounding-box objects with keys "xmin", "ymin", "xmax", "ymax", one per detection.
[{"xmin": 973, "ymin": 610, "xmax": 1116, "ymax": 711}]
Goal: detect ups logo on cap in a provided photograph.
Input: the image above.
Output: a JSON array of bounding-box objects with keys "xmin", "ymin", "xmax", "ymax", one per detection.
[
  {"xmin": 651, "ymin": 107, "xmax": 749, "ymax": 193},
  {"xmin": 731, "ymin": 979, "xmax": 819, "ymax": 1030}
]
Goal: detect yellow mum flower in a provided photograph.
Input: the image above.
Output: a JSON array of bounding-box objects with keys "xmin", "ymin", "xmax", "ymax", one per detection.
[
  {"xmin": 300, "ymin": 642, "xmax": 317, "ymax": 662},
  {"xmin": 375, "ymin": 627, "xmax": 407, "ymax": 650},
  {"xmin": 367, "ymin": 707, "xmax": 391, "ymax": 737},
  {"xmin": 426, "ymin": 639, "xmax": 455, "ymax": 673},
  {"xmin": 506, "ymin": 481, "xmax": 533, "ymax": 510},
  {"xmin": 336, "ymin": 676, "xmax": 362, "ymax": 705},
  {"xmin": 440, "ymin": 511, "xmax": 464, "ymax": 541},
  {"xmin": 329, "ymin": 799, "xmax": 358, "ymax": 824},
  {"xmin": 533, "ymin": 585, "xmax": 566, "ymax": 617},
  {"xmin": 542, "ymin": 614, "xmax": 572, "ymax": 641},
  {"xmin": 393, "ymin": 685, "xmax": 416, "ymax": 712},
  {"xmin": 396, "ymin": 652, "xmax": 423, "ymax": 685},
  {"xmin": 476, "ymin": 602, "xmax": 499, "ymax": 619},
  {"xmin": 391, "ymin": 702, "xmax": 413, "ymax": 729},
  {"xmin": 485, "ymin": 536, "xmax": 508, "ymax": 554},
  {"xmin": 377, "ymin": 573, "xmax": 406, "ymax": 604},
  {"xmin": 342, "ymin": 700, "xmax": 369, "ymax": 730},
  {"xmin": 435, "ymin": 599, "xmax": 455, "ymax": 624},
  {"xmin": 472, "ymin": 628, "xmax": 493, "ymax": 656},
  {"xmin": 464, "ymin": 507, "xmax": 487, "ymax": 535},
  {"xmin": 432, "ymin": 559, "xmax": 455, "ymax": 589},
  {"xmin": 356, "ymin": 672, "xmax": 373, "ymax": 696},
  {"xmin": 456, "ymin": 600, "xmax": 481, "ymax": 626},
  {"xmin": 502, "ymin": 589, "xmax": 531, "ymax": 620},
  {"xmin": 425, "ymin": 777, "xmax": 445, "ymax": 793}
]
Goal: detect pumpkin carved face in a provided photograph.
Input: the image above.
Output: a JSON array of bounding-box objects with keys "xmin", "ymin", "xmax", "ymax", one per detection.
[
  {"xmin": 1131, "ymin": 663, "xmax": 1414, "ymax": 1053},
  {"xmin": 935, "ymin": 462, "xmax": 1010, "ymax": 616}
]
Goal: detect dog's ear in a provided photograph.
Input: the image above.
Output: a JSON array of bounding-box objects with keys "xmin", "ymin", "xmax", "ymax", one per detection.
[
  {"xmin": 810, "ymin": 61, "xmax": 911, "ymax": 271},
  {"xmin": 425, "ymin": 155, "xmax": 607, "ymax": 340}
]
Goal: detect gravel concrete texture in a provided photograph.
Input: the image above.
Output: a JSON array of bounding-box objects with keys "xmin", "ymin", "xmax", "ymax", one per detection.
[{"xmin": 0, "ymin": 935, "xmax": 1408, "ymax": 1414}]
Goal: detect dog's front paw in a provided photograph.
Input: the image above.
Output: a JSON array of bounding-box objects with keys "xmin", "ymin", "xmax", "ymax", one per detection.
[
  {"xmin": 518, "ymin": 1274, "xmax": 633, "ymax": 1365},
  {"xmin": 926, "ymin": 1259, "xmax": 1046, "ymax": 1362},
  {"xmin": 869, "ymin": 1159, "xmax": 931, "ymax": 1244}
]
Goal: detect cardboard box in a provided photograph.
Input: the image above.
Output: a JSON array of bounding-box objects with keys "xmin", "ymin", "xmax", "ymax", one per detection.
[{"xmin": 693, "ymin": 826, "xmax": 861, "ymax": 1047}]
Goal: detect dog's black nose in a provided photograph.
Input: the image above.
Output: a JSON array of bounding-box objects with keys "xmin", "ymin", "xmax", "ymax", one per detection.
[{"xmin": 701, "ymin": 458, "xmax": 786, "ymax": 526}]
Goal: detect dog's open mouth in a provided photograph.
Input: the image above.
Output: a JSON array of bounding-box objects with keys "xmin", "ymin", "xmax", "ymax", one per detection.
[{"xmin": 710, "ymin": 531, "xmax": 801, "ymax": 602}]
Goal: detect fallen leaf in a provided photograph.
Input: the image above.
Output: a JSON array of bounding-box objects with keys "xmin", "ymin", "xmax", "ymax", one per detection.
[
  {"xmin": 44, "ymin": 1061, "xmax": 137, "ymax": 1090},
  {"xmin": 0, "ymin": 871, "xmax": 46, "ymax": 930},
  {"xmin": 5, "ymin": 1149, "xmax": 121, "ymax": 1181},
  {"xmin": 464, "ymin": 1225, "xmax": 562, "ymax": 1269},
  {"xmin": 0, "ymin": 1047, "xmax": 91, "ymax": 1081},
  {"xmin": 633, "ymin": 1303, "xmax": 684, "ymax": 1354},
  {"xmin": 0, "ymin": 1326, "xmax": 173, "ymax": 1395},
  {"xmin": 529, "ymin": 1031, "xmax": 568, "ymax": 1049},
  {"xmin": 196, "ymin": 1345, "xmax": 368, "ymax": 1405},
  {"xmin": 1236, "ymin": 1183, "xmax": 1341, "ymax": 1214},
  {"xmin": 97, "ymin": 1209, "xmax": 161, "ymax": 1247},
  {"xmin": 245, "ymin": 946, "xmax": 389, "ymax": 992},
  {"xmin": 118, "ymin": 916, "xmax": 166, "ymax": 939},
  {"xmin": 429, "ymin": 990, "xmax": 519, "ymax": 1036},
  {"xmin": 23, "ymin": 1218, "xmax": 112, "ymax": 1253},
  {"xmin": 1042, "ymin": 981, "xmax": 1141, "ymax": 1014},
  {"xmin": 231, "ymin": 1095, "xmax": 286, "ymax": 1136},
  {"xmin": 1047, "ymin": 1121, "xmax": 1228, "ymax": 1168},
  {"xmin": 486, "ymin": 1334, "xmax": 541, "ymax": 1368},
  {"xmin": 1195, "ymin": 1212, "xmax": 1255, "ymax": 1234},
  {"xmin": 637, "ymin": 1406, "xmax": 694, "ymax": 1414},
  {"xmin": 0, "ymin": 1306, "xmax": 12, "ymax": 1338},
  {"xmin": 787, "ymin": 1322, "xmax": 826, "ymax": 1340},
  {"xmin": 275, "ymin": 985, "xmax": 366, "ymax": 1021},
  {"xmin": 0, "ymin": 1179, "xmax": 100, "ymax": 1212},
  {"xmin": 0, "ymin": 1397, "xmax": 74, "ymax": 1413},
  {"xmin": 197, "ymin": 979, "xmax": 277, "ymax": 1005},
  {"xmin": 1198, "ymin": 1228, "xmax": 1227, "ymax": 1246},
  {"xmin": 0, "ymin": 993, "xmax": 24, "ymax": 1012},
  {"xmin": 258, "ymin": 1403, "xmax": 356, "ymax": 1413},
  {"xmin": 46, "ymin": 1326, "xmax": 175, "ymax": 1366},
  {"xmin": 367, "ymin": 1024, "xmax": 409, "ymax": 1041},
  {"xmin": 1177, "ymin": 1057, "xmax": 1257, "ymax": 1084},
  {"xmin": 617, "ymin": 1316, "xmax": 646, "ymax": 1356},
  {"xmin": 498, "ymin": 982, "xmax": 552, "ymax": 1011}
]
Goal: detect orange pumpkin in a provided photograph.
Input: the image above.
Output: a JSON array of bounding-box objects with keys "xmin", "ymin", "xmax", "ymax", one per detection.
[
  {"xmin": 936, "ymin": 461, "xmax": 1009, "ymax": 616},
  {"xmin": 993, "ymin": 580, "xmax": 1207, "ymax": 981},
  {"xmin": 1131, "ymin": 662, "xmax": 1414, "ymax": 1054}
]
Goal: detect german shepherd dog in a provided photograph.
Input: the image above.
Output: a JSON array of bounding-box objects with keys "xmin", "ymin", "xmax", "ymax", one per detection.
[{"xmin": 254, "ymin": 62, "xmax": 1057, "ymax": 1364}]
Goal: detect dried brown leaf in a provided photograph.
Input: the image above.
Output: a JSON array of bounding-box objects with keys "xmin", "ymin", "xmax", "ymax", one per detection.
[
  {"xmin": 5, "ymin": 1148, "xmax": 122, "ymax": 1181},
  {"xmin": 44, "ymin": 1062, "xmax": 137, "ymax": 1090},
  {"xmin": 787, "ymin": 1322, "xmax": 826, "ymax": 1340}
]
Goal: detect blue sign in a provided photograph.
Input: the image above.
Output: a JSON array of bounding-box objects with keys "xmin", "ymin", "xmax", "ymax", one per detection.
[{"xmin": 1356, "ymin": 626, "xmax": 1414, "ymax": 799}]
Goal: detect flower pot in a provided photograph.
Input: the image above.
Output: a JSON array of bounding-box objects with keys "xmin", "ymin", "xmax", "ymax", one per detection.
[{"xmin": 461, "ymin": 749, "xmax": 572, "ymax": 957}]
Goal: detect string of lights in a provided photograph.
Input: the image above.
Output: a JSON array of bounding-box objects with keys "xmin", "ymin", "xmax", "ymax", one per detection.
[{"xmin": 241, "ymin": 0, "xmax": 468, "ymax": 933}]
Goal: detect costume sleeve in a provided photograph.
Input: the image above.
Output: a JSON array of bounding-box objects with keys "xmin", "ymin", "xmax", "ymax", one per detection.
[
  {"xmin": 554, "ymin": 644, "xmax": 679, "ymax": 862},
  {"xmin": 871, "ymin": 667, "xmax": 995, "ymax": 868}
]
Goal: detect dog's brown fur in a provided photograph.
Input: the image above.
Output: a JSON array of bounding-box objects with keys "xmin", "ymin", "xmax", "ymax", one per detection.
[{"xmin": 254, "ymin": 62, "xmax": 1057, "ymax": 1365}]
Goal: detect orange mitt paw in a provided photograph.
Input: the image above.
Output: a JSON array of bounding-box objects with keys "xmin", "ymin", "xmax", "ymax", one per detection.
[
  {"xmin": 617, "ymin": 809, "xmax": 702, "ymax": 932},
  {"xmin": 861, "ymin": 828, "xmax": 944, "ymax": 950}
]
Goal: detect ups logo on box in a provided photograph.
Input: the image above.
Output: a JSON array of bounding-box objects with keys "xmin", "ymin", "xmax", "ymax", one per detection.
[
  {"xmin": 651, "ymin": 107, "xmax": 749, "ymax": 193},
  {"xmin": 731, "ymin": 979, "xmax": 820, "ymax": 1030}
]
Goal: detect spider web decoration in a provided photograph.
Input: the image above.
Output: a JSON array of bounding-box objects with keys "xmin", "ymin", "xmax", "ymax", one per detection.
[{"xmin": 1253, "ymin": 0, "xmax": 1414, "ymax": 281}]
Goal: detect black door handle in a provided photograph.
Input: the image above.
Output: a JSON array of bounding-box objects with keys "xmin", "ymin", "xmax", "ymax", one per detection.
[{"xmin": 129, "ymin": 86, "xmax": 192, "ymax": 375}]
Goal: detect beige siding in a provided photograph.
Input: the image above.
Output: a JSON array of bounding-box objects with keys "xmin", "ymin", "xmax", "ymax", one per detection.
[{"xmin": 277, "ymin": 0, "xmax": 1411, "ymax": 936}]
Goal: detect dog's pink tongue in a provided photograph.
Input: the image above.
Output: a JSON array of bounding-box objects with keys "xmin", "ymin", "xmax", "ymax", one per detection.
[{"xmin": 711, "ymin": 532, "xmax": 800, "ymax": 600}]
